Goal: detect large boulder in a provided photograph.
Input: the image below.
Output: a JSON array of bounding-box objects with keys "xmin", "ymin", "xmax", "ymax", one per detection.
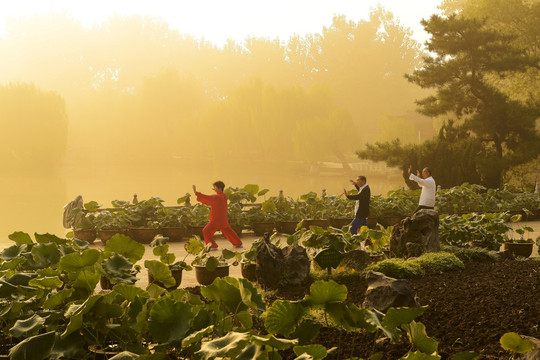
[
  {"xmin": 521, "ymin": 336, "xmax": 540, "ymax": 360},
  {"xmin": 256, "ymin": 236, "xmax": 310, "ymax": 288},
  {"xmin": 389, "ymin": 209, "xmax": 440, "ymax": 258},
  {"xmin": 362, "ymin": 271, "xmax": 419, "ymax": 313}
]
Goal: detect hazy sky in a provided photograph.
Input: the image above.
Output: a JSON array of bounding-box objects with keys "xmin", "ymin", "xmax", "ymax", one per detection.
[{"xmin": 0, "ymin": 0, "xmax": 442, "ymax": 46}]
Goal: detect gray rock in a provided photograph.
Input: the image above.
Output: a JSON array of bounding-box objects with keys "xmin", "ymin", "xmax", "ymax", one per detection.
[
  {"xmin": 497, "ymin": 249, "xmax": 515, "ymax": 260},
  {"xmin": 362, "ymin": 271, "xmax": 419, "ymax": 313},
  {"xmin": 281, "ymin": 244, "xmax": 310, "ymax": 286},
  {"xmin": 390, "ymin": 209, "xmax": 440, "ymax": 258},
  {"xmin": 520, "ymin": 335, "xmax": 540, "ymax": 360}
]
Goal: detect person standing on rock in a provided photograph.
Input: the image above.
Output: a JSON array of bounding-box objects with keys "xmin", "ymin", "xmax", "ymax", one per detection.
[
  {"xmin": 344, "ymin": 175, "xmax": 371, "ymax": 235},
  {"xmin": 192, "ymin": 181, "xmax": 243, "ymax": 249},
  {"xmin": 408, "ymin": 165, "xmax": 436, "ymax": 213}
]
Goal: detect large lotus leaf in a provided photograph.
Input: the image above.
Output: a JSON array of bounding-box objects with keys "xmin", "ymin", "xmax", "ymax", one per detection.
[
  {"xmin": 500, "ymin": 332, "xmax": 536, "ymax": 353},
  {"xmin": 325, "ymin": 303, "xmax": 376, "ymax": 332},
  {"xmin": 34, "ymin": 233, "xmax": 67, "ymax": 245},
  {"xmin": 149, "ymin": 297, "xmax": 193, "ymax": 344},
  {"xmin": 0, "ymin": 244, "xmax": 26, "ymax": 261},
  {"xmin": 28, "ymin": 276, "xmax": 63, "ymax": 290},
  {"xmin": 43, "ymin": 288, "xmax": 74, "ymax": 309},
  {"xmin": 383, "ymin": 306, "xmax": 428, "ymax": 330},
  {"xmin": 104, "ymin": 234, "xmax": 145, "ymax": 263},
  {"xmin": 365, "ymin": 308, "xmax": 401, "ymax": 341},
  {"xmin": 191, "ymin": 308, "xmax": 213, "ymax": 332},
  {"xmin": 235, "ymin": 310, "xmax": 253, "ymax": 329},
  {"xmin": 0, "ymin": 256, "xmax": 26, "ymax": 271},
  {"xmin": 195, "ymin": 332, "xmax": 249, "ymax": 360},
  {"xmin": 71, "ymin": 268, "xmax": 100, "ymax": 292},
  {"xmin": 66, "ymin": 239, "xmax": 89, "ymax": 251},
  {"xmin": 113, "ymin": 283, "xmax": 150, "ymax": 302},
  {"xmin": 8, "ymin": 231, "xmax": 33, "ymax": 245},
  {"xmin": 185, "ymin": 237, "xmax": 204, "ymax": 255},
  {"xmin": 302, "ymin": 280, "xmax": 347, "ymax": 306},
  {"xmin": 102, "ymin": 254, "xmax": 138, "ymax": 285},
  {"xmin": 401, "ymin": 350, "xmax": 441, "ymax": 360},
  {"xmin": 10, "ymin": 330, "xmax": 56, "ymax": 360},
  {"xmin": 0, "ymin": 278, "xmax": 18, "ymax": 297},
  {"xmin": 61, "ymin": 312, "xmax": 83, "ymax": 339},
  {"xmin": 107, "ymin": 351, "xmax": 139, "ymax": 360},
  {"xmin": 402, "ymin": 321, "xmax": 438, "ymax": 355},
  {"xmin": 293, "ymin": 344, "xmax": 335, "ymax": 360},
  {"xmin": 251, "ymin": 334, "xmax": 298, "ymax": 350},
  {"xmin": 181, "ymin": 325, "xmax": 214, "ymax": 348},
  {"xmin": 6, "ymin": 272, "xmax": 38, "ymax": 286},
  {"xmin": 59, "ymin": 249, "xmax": 100, "ymax": 272},
  {"xmin": 238, "ymin": 278, "xmax": 266, "ymax": 312},
  {"xmin": 200, "ymin": 277, "xmax": 245, "ymax": 313},
  {"xmin": 243, "ymin": 184, "xmax": 260, "ymax": 196},
  {"xmin": 10, "ymin": 314, "xmax": 46, "ymax": 337},
  {"xmin": 450, "ymin": 352, "xmax": 481, "ymax": 360},
  {"xmin": 146, "ymin": 283, "xmax": 167, "ymax": 298},
  {"xmin": 265, "ymin": 300, "xmax": 306, "ymax": 336},
  {"xmin": 32, "ymin": 243, "xmax": 62, "ymax": 268},
  {"xmin": 145, "ymin": 260, "xmax": 175, "ymax": 288},
  {"xmin": 49, "ymin": 332, "xmax": 86, "ymax": 360},
  {"xmin": 290, "ymin": 319, "xmax": 320, "ymax": 345},
  {"xmin": 236, "ymin": 343, "xmax": 266, "ymax": 360},
  {"xmin": 222, "ymin": 248, "xmax": 236, "ymax": 260}
]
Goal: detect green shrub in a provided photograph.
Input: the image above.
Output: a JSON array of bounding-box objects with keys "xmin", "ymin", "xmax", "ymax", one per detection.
[
  {"xmin": 410, "ymin": 252, "xmax": 464, "ymax": 273},
  {"xmin": 441, "ymin": 244, "xmax": 498, "ymax": 263},
  {"xmin": 363, "ymin": 258, "xmax": 424, "ymax": 279}
]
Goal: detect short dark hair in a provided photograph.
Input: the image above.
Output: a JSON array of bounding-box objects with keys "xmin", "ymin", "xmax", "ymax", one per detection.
[
  {"xmin": 423, "ymin": 168, "xmax": 431, "ymax": 175},
  {"xmin": 213, "ymin": 181, "xmax": 225, "ymax": 191},
  {"xmin": 359, "ymin": 175, "xmax": 367, "ymax": 182}
]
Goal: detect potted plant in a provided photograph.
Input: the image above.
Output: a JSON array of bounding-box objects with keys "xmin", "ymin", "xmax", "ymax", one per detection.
[
  {"xmin": 503, "ymin": 213, "xmax": 535, "ymax": 257},
  {"xmin": 185, "ymin": 236, "xmax": 236, "ymax": 285},
  {"xmin": 187, "ymin": 203, "xmax": 211, "ymax": 238},
  {"xmin": 98, "ymin": 233, "xmax": 145, "ymax": 290},
  {"xmin": 71, "ymin": 201, "xmax": 100, "ymax": 243},
  {"xmin": 225, "ymin": 184, "xmax": 270, "ymax": 236},
  {"xmin": 124, "ymin": 197, "xmax": 163, "ymax": 244},
  {"xmin": 157, "ymin": 206, "xmax": 190, "ymax": 242},
  {"xmin": 227, "ymin": 202, "xmax": 247, "ymax": 237},
  {"xmin": 245, "ymin": 203, "xmax": 277, "ymax": 236},
  {"xmin": 94, "ymin": 210, "xmax": 130, "ymax": 244},
  {"xmin": 268, "ymin": 191, "xmax": 303, "ymax": 234},
  {"xmin": 324, "ymin": 192, "xmax": 354, "ymax": 228},
  {"xmin": 299, "ymin": 191, "xmax": 330, "ymax": 228},
  {"xmin": 239, "ymin": 236, "xmax": 264, "ymax": 281},
  {"xmin": 145, "ymin": 237, "xmax": 192, "ymax": 290}
]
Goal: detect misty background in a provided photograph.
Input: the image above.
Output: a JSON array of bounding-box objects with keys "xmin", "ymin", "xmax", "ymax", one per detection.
[{"xmin": 0, "ymin": 8, "xmax": 437, "ymax": 238}]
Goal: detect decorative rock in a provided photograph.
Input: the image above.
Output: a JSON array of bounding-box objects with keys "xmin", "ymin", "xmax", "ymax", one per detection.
[
  {"xmin": 282, "ymin": 244, "xmax": 310, "ymax": 286},
  {"xmin": 362, "ymin": 271, "xmax": 419, "ymax": 313},
  {"xmin": 497, "ymin": 249, "xmax": 515, "ymax": 261},
  {"xmin": 339, "ymin": 249, "xmax": 371, "ymax": 271},
  {"xmin": 521, "ymin": 335, "xmax": 540, "ymax": 360},
  {"xmin": 256, "ymin": 234, "xmax": 310, "ymax": 288},
  {"xmin": 390, "ymin": 209, "xmax": 440, "ymax": 258}
]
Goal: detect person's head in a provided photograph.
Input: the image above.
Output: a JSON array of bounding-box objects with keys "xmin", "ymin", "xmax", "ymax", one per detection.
[
  {"xmin": 356, "ymin": 175, "xmax": 367, "ymax": 186},
  {"xmin": 422, "ymin": 168, "xmax": 431, "ymax": 179},
  {"xmin": 212, "ymin": 180, "xmax": 225, "ymax": 192}
]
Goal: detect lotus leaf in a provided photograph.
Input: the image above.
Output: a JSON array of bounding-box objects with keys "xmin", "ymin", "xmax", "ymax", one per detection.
[
  {"xmin": 148, "ymin": 297, "xmax": 193, "ymax": 344},
  {"xmin": 265, "ymin": 300, "xmax": 306, "ymax": 336},
  {"xmin": 10, "ymin": 314, "xmax": 46, "ymax": 337},
  {"xmin": 9, "ymin": 331, "xmax": 56, "ymax": 360},
  {"xmin": 402, "ymin": 320, "xmax": 438, "ymax": 355}
]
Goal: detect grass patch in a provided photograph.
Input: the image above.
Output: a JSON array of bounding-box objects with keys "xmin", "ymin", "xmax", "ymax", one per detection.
[{"xmin": 440, "ymin": 244, "xmax": 498, "ymax": 262}]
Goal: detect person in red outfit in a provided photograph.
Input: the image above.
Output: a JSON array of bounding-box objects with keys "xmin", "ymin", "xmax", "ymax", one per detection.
[{"xmin": 192, "ymin": 181, "xmax": 243, "ymax": 249}]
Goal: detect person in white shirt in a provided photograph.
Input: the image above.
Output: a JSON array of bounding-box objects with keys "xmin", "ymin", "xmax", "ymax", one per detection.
[{"xmin": 408, "ymin": 165, "xmax": 436, "ymax": 213}]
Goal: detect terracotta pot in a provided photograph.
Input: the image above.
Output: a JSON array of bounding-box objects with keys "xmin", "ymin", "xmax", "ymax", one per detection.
[
  {"xmin": 240, "ymin": 262, "xmax": 257, "ymax": 282},
  {"xmin": 194, "ymin": 265, "xmax": 229, "ymax": 286},
  {"xmin": 302, "ymin": 219, "xmax": 330, "ymax": 229},
  {"xmin": 502, "ymin": 242, "xmax": 533, "ymax": 258},
  {"xmin": 189, "ymin": 225, "xmax": 205, "ymax": 238},
  {"xmin": 250, "ymin": 222, "xmax": 275, "ymax": 236},
  {"xmin": 329, "ymin": 218, "xmax": 353, "ymax": 228},
  {"xmin": 276, "ymin": 221, "xmax": 299, "ymax": 234},
  {"xmin": 367, "ymin": 217, "xmax": 379, "ymax": 229},
  {"xmin": 161, "ymin": 227, "xmax": 185, "ymax": 242},
  {"xmin": 127, "ymin": 228, "xmax": 157, "ymax": 244},
  {"xmin": 73, "ymin": 229, "xmax": 97, "ymax": 243},
  {"xmin": 97, "ymin": 229, "xmax": 124, "ymax": 244},
  {"xmin": 148, "ymin": 268, "xmax": 183, "ymax": 290}
]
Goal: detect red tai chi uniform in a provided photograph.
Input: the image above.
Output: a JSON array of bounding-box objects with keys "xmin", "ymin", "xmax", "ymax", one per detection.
[{"xmin": 195, "ymin": 191, "xmax": 242, "ymax": 248}]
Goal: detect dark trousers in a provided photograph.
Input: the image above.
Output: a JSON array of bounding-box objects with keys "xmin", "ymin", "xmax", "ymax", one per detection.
[{"xmin": 350, "ymin": 217, "xmax": 367, "ymax": 235}]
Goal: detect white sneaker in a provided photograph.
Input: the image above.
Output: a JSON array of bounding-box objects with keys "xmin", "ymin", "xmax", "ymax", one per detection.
[{"xmin": 234, "ymin": 244, "xmax": 244, "ymax": 249}]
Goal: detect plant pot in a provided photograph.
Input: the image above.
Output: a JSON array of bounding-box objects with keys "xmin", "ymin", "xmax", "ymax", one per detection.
[
  {"xmin": 276, "ymin": 221, "xmax": 299, "ymax": 234},
  {"xmin": 97, "ymin": 229, "xmax": 124, "ymax": 244},
  {"xmin": 329, "ymin": 218, "xmax": 353, "ymax": 228},
  {"xmin": 367, "ymin": 217, "xmax": 378, "ymax": 229},
  {"xmin": 73, "ymin": 229, "xmax": 97, "ymax": 243},
  {"xmin": 302, "ymin": 219, "xmax": 330, "ymax": 229},
  {"xmin": 189, "ymin": 225, "xmax": 205, "ymax": 238},
  {"xmin": 240, "ymin": 262, "xmax": 257, "ymax": 282},
  {"xmin": 148, "ymin": 268, "xmax": 183, "ymax": 290},
  {"xmin": 128, "ymin": 228, "xmax": 157, "ymax": 244},
  {"xmin": 250, "ymin": 222, "xmax": 275, "ymax": 236},
  {"xmin": 231, "ymin": 225, "xmax": 243, "ymax": 237},
  {"xmin": 161, "ymin": 227, "xmax": 185, "ymax": 242},
  {"xmin": 194, "ymin": 265, "xmax": 229, "ymax": 286},
  {"xmin": 502, "ymin": 242, "xmax": 533, "ymax": 258},
  {"xmin": 380, "ymin": 216, "xmax": 403, "ymax": 227}
]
